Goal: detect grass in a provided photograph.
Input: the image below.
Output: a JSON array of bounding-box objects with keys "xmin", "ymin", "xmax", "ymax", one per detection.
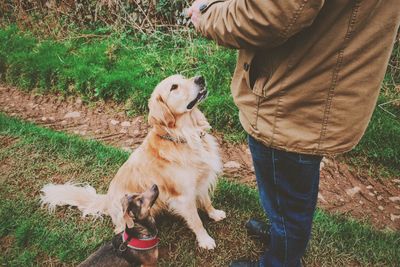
[
  {"xmin": 0, "ymin": 113, "xmax": 399, "ymax": 266},
  {"xmin": 0, "ymin": 26, "xmax": 240, "ymax": 133},
  {"xmin": 346, "ymin": 41, "xmax": 400, "ymax": 177},
  {"xmin": 0, "ymin": 25, "xmax": 399, "ymax": 177}
]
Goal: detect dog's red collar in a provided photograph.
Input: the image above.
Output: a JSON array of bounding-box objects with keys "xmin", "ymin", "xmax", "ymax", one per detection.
[{"xmin": 122, "ymin": 231, "xmax": 159, "ymax": 250}]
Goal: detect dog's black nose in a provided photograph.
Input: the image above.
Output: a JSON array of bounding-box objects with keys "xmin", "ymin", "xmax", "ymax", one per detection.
[{"xmin": 194, "ymin": 76, "xmax": 205, "ymax": 86}]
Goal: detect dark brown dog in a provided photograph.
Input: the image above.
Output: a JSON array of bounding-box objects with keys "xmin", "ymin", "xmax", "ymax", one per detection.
[{"xmin": 79, "ymin": 184, "xmax": 159, "ymax": 267}]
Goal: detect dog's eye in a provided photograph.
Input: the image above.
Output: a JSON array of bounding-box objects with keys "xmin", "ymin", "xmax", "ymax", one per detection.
[{"xmin": 170, "ymin": 84, "xmax": 178, "ymax": 91}]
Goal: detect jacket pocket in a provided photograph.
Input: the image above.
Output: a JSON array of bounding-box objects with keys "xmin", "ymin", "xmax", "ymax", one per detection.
[
  {"xmin": 239, "ymin": 50, "xmax": 255, "ymax": 90},
  {"xmin": 247, "ymin": 52, "xmax": 277, "ymax": 97},
  {"xmin": 249, "ymin": 44, "xmax": 293, "ymax": 98}
]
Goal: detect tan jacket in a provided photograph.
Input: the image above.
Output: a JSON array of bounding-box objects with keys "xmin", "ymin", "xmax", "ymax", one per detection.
[{"xmin": 198, "ymin": 0, "xmax": 400, "ymax": 155}]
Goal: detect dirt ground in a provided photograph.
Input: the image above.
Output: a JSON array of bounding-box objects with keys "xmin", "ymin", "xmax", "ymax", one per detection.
[{"xmin": 1, "ymin": 85, "xmax": 399, "ymax": 231}]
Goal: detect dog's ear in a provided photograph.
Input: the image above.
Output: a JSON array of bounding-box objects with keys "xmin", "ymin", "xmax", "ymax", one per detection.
[
  {"xmin": 121, "ymin": 195, "xmax": 134, "ymax": 228},
  {"xmin": 148, "ymin": 95, "xmax": 175, "ymax": 128}
]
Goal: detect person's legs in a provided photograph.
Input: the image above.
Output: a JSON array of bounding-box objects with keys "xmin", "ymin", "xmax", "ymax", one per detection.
[{"xmin": 248, "ymin": 135, "xmax": 322, "ymax": 267}]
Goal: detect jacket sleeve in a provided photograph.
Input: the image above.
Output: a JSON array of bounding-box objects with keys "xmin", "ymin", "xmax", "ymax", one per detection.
[{"xmin": 198, "ymin": 0, "xmax": 325, "ymax": 49}]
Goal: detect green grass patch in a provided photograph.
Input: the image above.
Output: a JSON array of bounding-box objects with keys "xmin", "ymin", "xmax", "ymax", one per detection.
[
  {"xmin": 347, "ymin": 42, "xmax": 400, "ymax": 177},
  {"xmin": 0, "ymin": 25, "xmax": 399, "ymax": 177},
  {"xmin": 0, "ymin": 113, "xmax": 399, "ymax": 266},
  {"xmin": 0, "ymin": 26, "xmax": 240, "ymax": 134}
]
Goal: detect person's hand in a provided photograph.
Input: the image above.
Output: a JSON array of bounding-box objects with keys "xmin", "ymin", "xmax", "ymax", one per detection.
[{"xmin": 187, "ymin": 0, "xmax": 208, "ymax": 29}]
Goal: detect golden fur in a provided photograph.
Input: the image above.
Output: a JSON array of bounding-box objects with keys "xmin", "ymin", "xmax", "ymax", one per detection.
[{"xmin": 41, "ymin": 75, "xmax": 225, "ymax": 249}]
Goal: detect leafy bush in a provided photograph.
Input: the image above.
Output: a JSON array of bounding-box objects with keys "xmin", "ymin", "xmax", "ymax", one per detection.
[
  {"xmin": 156, "ymin": 0, "xmax": 190, "ymax": 22},
  {"xmin": 0, "ymin": 0, "xmax": 191, "ymax": 35}
]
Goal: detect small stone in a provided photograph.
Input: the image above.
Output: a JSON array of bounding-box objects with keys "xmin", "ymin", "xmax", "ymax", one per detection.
[
  {"xmin": 392, "ymin": 179, "xmax": 400, "ymax": 184},
  {"xmin": 378, "ymin": 206, "xmax": 384, "ymax": 211},
  {"xmin": 359, "ymin": 200, "xmax": 364, "ymax": 205},
  {"xmin": 366, "ymin": 185, "xmax": 373, "ymax": 190},
  {"xmin": 61, "ymin": 120, "xmax": 67, "ymax": 125},
  {"xmin": 339, "ymin": 198, "xmax": 345, "ymax": 202},
  {"xmin": 319, "ymin": 161, "xmax": 325, "ymax": 171},
  {"xmin": 121, "ymin": 121, "xmax": 131, "ymax": 127},
  {"xmin": 75, "ymin": 98, "xmax": 83, "ymax": 105},
  {"xmin": 377, "ymin": 195, "xmax": 384, "ymax": 201},
  {"xmin": 133, "ymin": 130, "xmax": 140, "ymax": 135},
  {"xmin": 64, "ymin": 111, "xmax": 81, "ymax": 119},
  {"xmin": 223, "ymin": 161, "xmax": 241, "ymax": 169},
  {"xmin": 122, "ymin": 147, "xmax": 133, "ymax": 153},
  {"xmin": 110, "ymin": 119, "xmax": 119, "ymax": 125},
  {"xmin": 125, "ymin": 139, "xmax": 134, "ymax": 145},
  {"xmin": 395, "ymin": 205, "xmax": 400, "ymax": 210},
  {"xmin": 318, "ymin": 192, "xmax": 327, "ymax": 203},
  {"xmin": 48, "ymin": 116, "xmax": 55, "ymax": 121},
  {"xmin": 368, "ymin": 192, "xmax": 375, "ymax": 197},
  {"xmin": 41, "ymin": 117, "xmax": 47, "ymax": 121},
  {"xmin": 120, "ymin": 128, "xmax": 128, "ymax": 134},
  {"xmin": 389, "ymin": 196, "xmax": 400, "ymax": 203},
  {"xmin": 390, "ymin": 214, "xmax": 400, "ymax": 222},
  {"xmin": 346, "ymin": 186, "xmax": 361, "ymax": 197}
]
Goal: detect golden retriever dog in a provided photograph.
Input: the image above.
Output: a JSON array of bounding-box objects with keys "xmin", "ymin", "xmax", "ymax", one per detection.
[{"xmin": 40, "ymin": 75, "xmax": 225, "ymax": 249}]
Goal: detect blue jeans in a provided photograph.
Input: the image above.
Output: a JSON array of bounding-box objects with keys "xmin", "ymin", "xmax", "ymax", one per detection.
[{"xmin": 248, "ymin": 135, "xmax": 322, "ymax": 267}]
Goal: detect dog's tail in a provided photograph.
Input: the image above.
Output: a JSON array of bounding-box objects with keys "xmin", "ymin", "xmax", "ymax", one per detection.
[{"xmin": 40, "ymin": 182, "xmax": 110, "ymax": 218}]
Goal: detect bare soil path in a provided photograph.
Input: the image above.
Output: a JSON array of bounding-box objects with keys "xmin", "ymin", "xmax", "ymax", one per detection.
[{"xmin": 1, "ymin": 85, "xmax": 399, "ymax": 230}]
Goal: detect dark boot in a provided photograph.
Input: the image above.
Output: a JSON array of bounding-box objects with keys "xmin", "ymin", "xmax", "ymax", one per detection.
[{"xmin": 245, "ymin": 218, "xmax": 270, "ymax": 244}]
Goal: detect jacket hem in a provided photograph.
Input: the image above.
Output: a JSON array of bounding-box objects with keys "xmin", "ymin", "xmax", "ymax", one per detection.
[{"xmin": 242, "ymin": 122, "xmax": 356, "ymax": 156}]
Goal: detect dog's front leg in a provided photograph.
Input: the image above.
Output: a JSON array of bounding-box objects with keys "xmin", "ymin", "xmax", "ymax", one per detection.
[
  {"xmin": 199, "ymin": 194, "xmax": 226, "ymax": 222},
  {"xmin": 197, "ymin": 177, "xmax": 226, "ymax": 222},
  {"xmin": 169, "ymin": 198, "xmax": 216, "ymax": 250}
]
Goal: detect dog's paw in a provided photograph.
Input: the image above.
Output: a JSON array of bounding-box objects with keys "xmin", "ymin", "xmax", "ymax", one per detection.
[
  {"xmin": 197, "ymin": 234, "xmax": 216, "ymax": 250},
  {"xmin": 209, "ymin": 209, "xmax": 226, "ymax": 222}
]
